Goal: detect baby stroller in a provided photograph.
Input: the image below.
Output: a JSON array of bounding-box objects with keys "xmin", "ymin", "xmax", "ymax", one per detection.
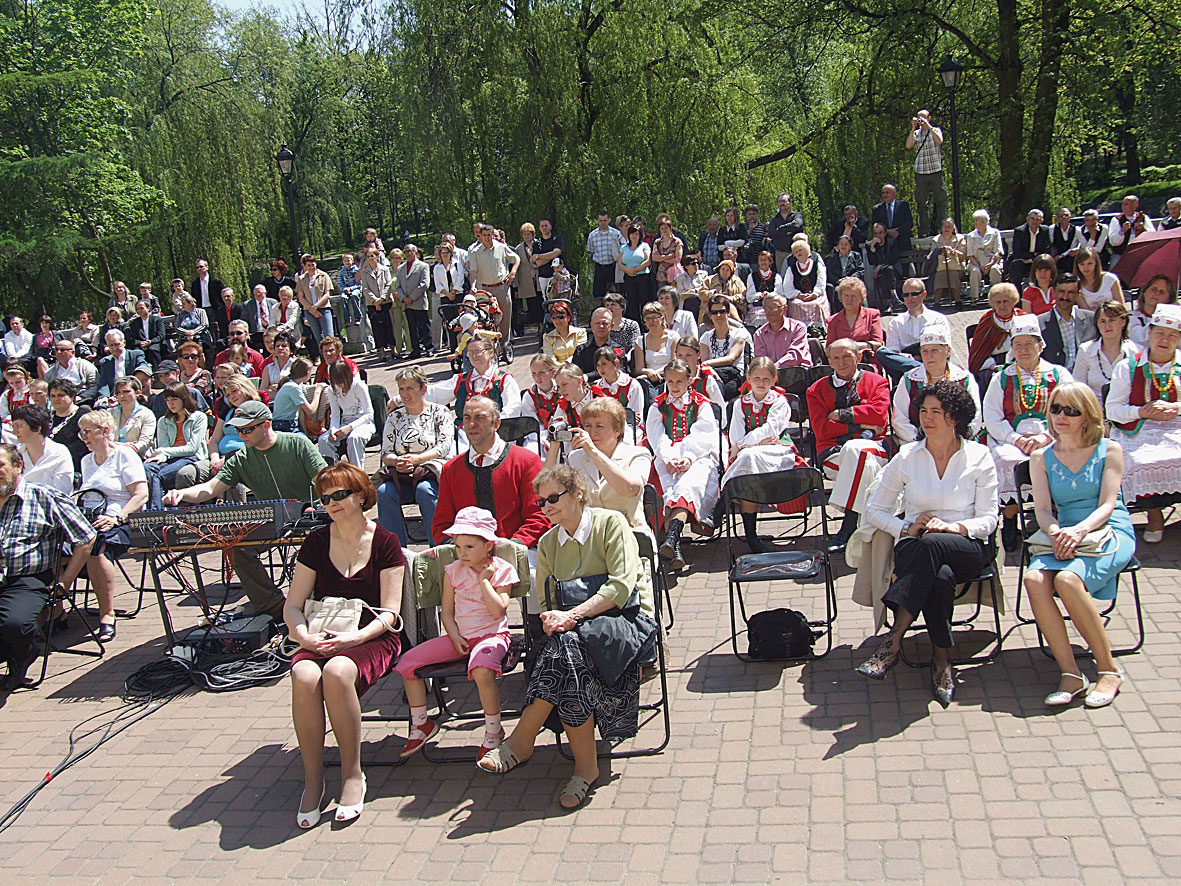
[{"xmin": 445, "ymin": 290, "xmax": 513, "ymax": 373}]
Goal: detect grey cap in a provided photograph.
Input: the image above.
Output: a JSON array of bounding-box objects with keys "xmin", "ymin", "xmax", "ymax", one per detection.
[
  {"xmin": 225, "ymin": 400, "xmax": 272, "ymax": 428},
  {"xmin": 154, "ymin": 360, "xmax": 179, "ymax": 375}
]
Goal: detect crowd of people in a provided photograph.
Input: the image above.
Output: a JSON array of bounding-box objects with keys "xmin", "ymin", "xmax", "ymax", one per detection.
[{"xmin": 2, "ymin": 162, "xmax": 1178, "ymax": 819}]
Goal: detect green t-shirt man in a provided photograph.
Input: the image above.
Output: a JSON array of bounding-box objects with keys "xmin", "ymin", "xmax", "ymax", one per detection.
[{"xmin": 216, "ymin": 431, "xmax": 327, "ymax": 501}]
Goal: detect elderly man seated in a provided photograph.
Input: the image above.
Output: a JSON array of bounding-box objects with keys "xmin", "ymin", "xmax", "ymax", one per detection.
[
  {"xmin": 43, "ymin": 337, "xmax": 99, "ymax": 404},
  {"xmin": 752, "ymin": 292, "xmax": 812, "ymax": 367},
  {"xmin": 806, "ymin": 338, "xmax": 892, "ymax": 551},
  {"xmin": 0, "ymin": 444, "xmax": 97, "ymax": 689}
]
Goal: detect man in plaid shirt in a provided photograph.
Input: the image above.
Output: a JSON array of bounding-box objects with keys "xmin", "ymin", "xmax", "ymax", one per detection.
[
  {"xmin": 906, "ymin": 109, "xmax": 946, "ymax": 238},
  {"xmin": 0, "ymin": 444, "xmax": 96, "ymax": 689}
]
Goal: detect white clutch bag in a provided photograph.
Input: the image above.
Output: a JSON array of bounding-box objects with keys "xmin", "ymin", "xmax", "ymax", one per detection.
[{"xmin": 303, "ymin": 597, "xmax": 403, "ymax": 635}]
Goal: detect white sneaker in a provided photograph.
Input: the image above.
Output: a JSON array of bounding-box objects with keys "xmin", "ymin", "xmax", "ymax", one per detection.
[{"xmin": 1143, "ymin": 528, "xmax": 1164, "ymax": 544}]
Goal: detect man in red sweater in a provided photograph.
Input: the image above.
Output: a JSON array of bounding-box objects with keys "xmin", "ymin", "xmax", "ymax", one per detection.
[
  {"xmin": 806, "ymin": 338, "xmax": 892, "ymax": 550},
  {"xmin": 432, "ymin": 395, "xmax": 550, "ymax": 549}
]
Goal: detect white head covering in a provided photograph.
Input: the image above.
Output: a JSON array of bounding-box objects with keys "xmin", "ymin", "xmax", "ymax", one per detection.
[
  {"xmin": 920, "ymin": 327, "xmax": 951, "ymax": 347},
  {"xmin": 1150, "ymin": 303, "xmax": 1181, "ymax": 332},
  {"xmin": 1010, "ymin": 314, "xmax": 1043, "ymax": 342}
]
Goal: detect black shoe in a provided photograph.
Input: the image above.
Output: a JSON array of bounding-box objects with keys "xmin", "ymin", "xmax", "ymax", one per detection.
[
  {"xmin": 666, "ymin": 538, "xmax": 686, "ymax": 572},
  {"xmin": 931, "ymin": 663, "xmax": 955, "ymax": 706},
  {"xmin": 407, "ymin": 351, "xmax": 422, "ymax": 360},
  {"xmin": 4, "ymin": 643, "xmax": 43, "ymax": 690},
  {"xmin": 746, "ymin": 535, "xmax": 771, "ymax": 555},
  {"xmin": 97, "ymin": 622, "xmax": 117, "ymax": 643},
  {"xmin": 1001, "ymin": 515, "xmax": 1019, "ymax": 553},
  {"xmin": 828, "ymin": 512, "xmax": 859, "ymax": 553}
]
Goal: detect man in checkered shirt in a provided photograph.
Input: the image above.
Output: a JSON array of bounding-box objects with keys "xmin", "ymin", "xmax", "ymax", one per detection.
[
  {"xmin": 586, "ymin": 210, "xmax": 625, "ymax": 301},
  {"xmin": 0, "ymin": 444, "xmax": 96, "ymax": 689},
  {"xmin": 906, "ymin": 109, "xmax": 947, "ymax": 238}
]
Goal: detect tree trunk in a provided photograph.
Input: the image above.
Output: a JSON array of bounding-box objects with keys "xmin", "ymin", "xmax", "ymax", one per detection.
[
  {"xmin": 993, "ymin": 0, "xmax": 1026, "ymax": 226},
  {"xmin": 1025, "ymin": 0, "xmax": 1072, "ymax": 215}
]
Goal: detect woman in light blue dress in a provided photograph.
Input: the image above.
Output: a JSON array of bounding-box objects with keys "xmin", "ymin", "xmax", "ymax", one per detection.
[{"xmin": 1025, "ymin": 382, "xmax": 1134, "ymax": 710}]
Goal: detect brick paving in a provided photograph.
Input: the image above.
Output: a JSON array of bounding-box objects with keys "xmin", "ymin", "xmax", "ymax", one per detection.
[{"xmin": 2, "ymin": 307, "xmax": 1180, "ymax": 884}]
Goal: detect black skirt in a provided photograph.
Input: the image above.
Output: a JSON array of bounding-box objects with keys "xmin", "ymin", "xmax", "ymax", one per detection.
[{"xmin": 526, "ymin": 630, "xmax": 641, "ymax": 741}]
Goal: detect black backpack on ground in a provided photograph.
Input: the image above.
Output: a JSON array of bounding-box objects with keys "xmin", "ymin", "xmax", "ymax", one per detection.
[{"xmin": 746, "ymin": 608, "xmax": 820, "ymax": 660}]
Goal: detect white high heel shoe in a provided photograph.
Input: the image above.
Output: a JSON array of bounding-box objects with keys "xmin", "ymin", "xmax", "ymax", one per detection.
[
  {"xmin": 335, "ymin": 773, "xmax": 366, "ymax": 823},
  {"xmin": 297, "ymin": 784, "xmax": 326, "ymax": 829},
  {"xmin": 1044, "ymin": 672, "xmax": 1089, "ymax": 707},
  {"xmin": 1085, "ymin": 670, "xmax": 1123, "ymax": 708}
]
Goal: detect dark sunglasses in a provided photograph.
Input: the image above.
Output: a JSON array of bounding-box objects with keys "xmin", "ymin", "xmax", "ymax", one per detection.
[
  {"xmin": 535, "ymin": 490, "xmax": 569, "ymax": 508},
  {"xmin": 179, "ymin": 353, "xmax": 199, "ymax": 359},
  {"xmin": 709, "ymin": 308, "xmax": 728, "ymax": 316},
  {"xmin": 318, "ymin": 489, "xmax": 355, "ymax": 505},
  {"xmin": 1049, "ymin": 404, "xmax": 1082, "ymax": 417},
  {"xmin": 237, "ymin": 421, "xmax": 266, "ymax": 435}
]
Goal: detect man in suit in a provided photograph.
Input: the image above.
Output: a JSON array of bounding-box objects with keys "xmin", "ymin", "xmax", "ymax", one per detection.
[
  {"xmin": 827, "ymin": 205, "xmax": 869, "ymax": 252},
  {"xmin": 1037, "ymin": 273, "xmax": 1095, "ymax": 372},
  {"xmin": 1049, "ymin": 207, "xmax": 1078, "ymax": 270},
  {"xmin": 95, "ymin": 329, "xmax": 150, "ymax": 405},
  {"xmin": 190, "ymin": 258, "xmax": 224, "ymax": 312},
  {"xmin": 241, "ymin": 283, "xmax": 279, "ymax": 348},
  {"xmin": 43, "ymin": 338, "xmax": 99, "ymax": 403},
  {"xmin": 126, "ymin": 299, "xmax": 167, "ymax": 369},
  {"xmin": 871, "ymin": 184, "xmax": 913, "ymax": 253},
  {"xmin": 1004, "ymin": 209, "xmax": 1052, "ymax": 285},
  {"xmin": 210, "ymin": 286, "xmax": 244, "ymax": 350}
]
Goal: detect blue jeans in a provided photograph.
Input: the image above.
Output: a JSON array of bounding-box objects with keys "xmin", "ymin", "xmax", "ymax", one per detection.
[
  {"xmin": 875, "ymin": 346, "xmax": 921, "ymax": 383},
  {"xmin": 341, "ymin": 288, "xmax": 363, "ymax": 326},
  {"xmin": 145, "ymin": 455, "xmax": 199, "ymax": 510},
  {"xmin": 305, "ymin": 307, "xmax": 335, "ymax": 352},
  {"xmin": 377, "ymin": 476, "xmax": 439, "ymax": 547}
]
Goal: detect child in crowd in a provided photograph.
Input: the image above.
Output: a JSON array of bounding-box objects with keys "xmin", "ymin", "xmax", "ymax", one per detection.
[
  {"xmin": 646, "ymin": 358, "xmax": 720, "ymax": 571},
  {"xmin": 226, "ymin": 343, "xmax": 254, "ymax": 377},
  {"xmin": 271, "ymin": 357, "xmax": 322, "ymax": 434},
  {"xmin": 451, "ymin": 293, "xmax": 481, "ymax": 370},
  {"xmin": 552, "ymin": 363, "xmax": 604, "ymax": 429},
  {"xmin": 1, "ymin": 364, "xmax": 32, "ymax": 423},
  {"xmin": 594, "ymin": 346, "xmax": 645, "ymax": 428},
  {"xmin": 722, "ymin": 357, "xmax": 802, "ymax": 552},
  {"xmin": 674, "ymin": 337, "xmax": 724, "ymax": 407},
  {"xmin": 549, "ymin": 257, "xmax": 573, "ymax": 299},
  {"xmin": 521, "ymin": 354, "xmax": 561, "ymax": 456},
  {"xmin": 394, "ymin": 507, "xmax": 518, "ymax": 761},
  {"xmin": 1022, "ymin": 254, "xmax": 1056, "ymax": 315}
]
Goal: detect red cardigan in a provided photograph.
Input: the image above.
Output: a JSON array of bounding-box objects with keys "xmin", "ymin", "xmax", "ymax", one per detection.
[
  {"xmin": 432, "ymin": 444, "xmax": 550, "ymax": 547},
  {"xmin": 806, "ymin": 370, "xmax": 891, "ymax": 454}
]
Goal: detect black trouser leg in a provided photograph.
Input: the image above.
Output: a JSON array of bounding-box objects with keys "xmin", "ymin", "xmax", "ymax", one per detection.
[
  {"xmin": 0, "ymin": 572, "xmax": 52, "ymax": 668},
  {"xmin": 890, "ymin": 534, "xmax": 987, "ymax": 649}
]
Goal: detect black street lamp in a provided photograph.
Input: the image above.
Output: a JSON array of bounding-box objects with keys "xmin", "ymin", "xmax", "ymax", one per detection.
[
  {"xmin": 937, "ymin": 55, "xmax": 964, "ymax": 233},
  {"xmin": 275, "ymin": 144, "xmax": 301, "ymax": 265}
]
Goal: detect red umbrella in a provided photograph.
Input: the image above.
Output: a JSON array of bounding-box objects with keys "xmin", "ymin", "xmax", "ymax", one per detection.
[{"xmin": 1114, "ymin": 227, "xmax": 1181, "ymax": 289}]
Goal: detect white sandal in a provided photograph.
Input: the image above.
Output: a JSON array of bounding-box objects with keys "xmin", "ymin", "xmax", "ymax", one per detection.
[
  {"xmin": 1044, "ymin": 672, "xmax": 1089, "ymax": 707},
  {"xmin": 1085, "ymin": 670, "xmax": 1123, "ymax": 708}
]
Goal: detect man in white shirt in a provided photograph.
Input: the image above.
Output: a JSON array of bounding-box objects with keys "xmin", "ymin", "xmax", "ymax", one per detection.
[
  {"xmin": 43, "ymin": 339, "xmax": 99, "ymax": 402},
  {"xmin": 876, "ymin": 278, "xmax": 951, "ymax": 382},
  {"xmin": 1108, "ymin": 194, "xmax": 1156, "ymax": 268},
  {"xmin": 3, "ymin": 316, "xmax": 34, "ymax": 370}
]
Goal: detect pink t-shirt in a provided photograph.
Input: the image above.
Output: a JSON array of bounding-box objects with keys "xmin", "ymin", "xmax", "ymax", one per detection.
[{"xmin": 445, "ymin": 556, "xmax": 518, "ymax": 639}]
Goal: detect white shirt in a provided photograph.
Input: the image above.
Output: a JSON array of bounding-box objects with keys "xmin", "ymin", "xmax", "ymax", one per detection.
[
  {"xmin": 1072, "ymin": 225, "xmax": 1109, "ymax": 254},
  {"xmin": 645, "ymin": 396, "xmax": 719, "ymax": 464},
  {"xmin": 468, "ymin": 435, "xmax": 506, "ymax": 467},
  {"xmin": 426, "ymin": 370, "xmax": 522, "ymax": 418},
  {"xmin": 1108, "ymin": 213, "xmax": 1156, "ymax": 248},
  {"xmin": 567, "ymin": 443, "xmax": 651, "ymax": 530},
  {"xmin": 80, "ymin": 445, "xmax": 147, "ymax": 517},
  {"xmin": 20, "ymin": 438, "xmax": 75, "ymax": 495},
  {"xmin": 556, "ymin": 503, "xmax": 594, "ymax": 546},
  {"xmin": 433, "ymin": 257, "xmax": 467, "ymax": 294},
  {"xmin": 198, "ymin": 274, "xmax": 211, "ymax": 308},
  {"xmin": 3, "ymin": 328, "xmax": 33, "ymax": 359},
  {"xmin": 983, "ymin": 360, "xmax": 1074, "ymax": 444},
  {"xmin": 1106, "ymin": 349, "xmax": 1181, "ymax": 425},
  {"xmin": 54, "ymin": 357, "xmax": 84, "ymax": 384},
  {"xmin": 1079, "ymin": 272, "xmax": 1121, "ymax": 311},
  {"xmin": 728, "ymin": 389, "xmax": 791, "ymax": 450},
  {"xmin": 1074, "ymin": 339, "xmax": 1139, "ymax": 400},
  {"xmin": 884, "ymin": 306, "xmax": 950, "ymax": 351},
  {"xmin": 327, "ymin": 374, "xmax": 374, "ymax": 429},
  {"xmin": 965, "ymin": 226, "xmax": 1004, "ymax": 267},
  {"xmin": 865, "ymin": 439, "xmax": 999, "ymax": 541},
  {"xmin": 702, "ymin": 325, "xmax": 752, "ymax": 375},
  {"xmin": 892, "ymin": 364, "xmax": 982, "ymax": 444}
]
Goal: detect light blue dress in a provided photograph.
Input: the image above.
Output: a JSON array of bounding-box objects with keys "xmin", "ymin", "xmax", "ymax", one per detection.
[{"xmin": 1029, "ymin": 439, "xmax": 1135, "ymax": 600}]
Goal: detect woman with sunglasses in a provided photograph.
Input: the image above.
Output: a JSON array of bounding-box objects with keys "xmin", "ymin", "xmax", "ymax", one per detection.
[
  {"xmin": 478, "ymin": 465, "xmax": 655, "ymax": 811},
  {"xmin": 618, "ymin": 223, "xmax": 653, "ymax": 321},
  {"xmin": 1107, "ymin": 303, "xmax": 1181, "ymax": 544},
  {"xmin": 175, "ymin": 341, "xmax": 213, "ymax": 399},
  {"xmin": 1024, "ymin": 383, "xmax": 1134, "ymax": 709},
  {"xmin": 540, "ymin": 301, "xmax": 586, "ymax": 365},
  {"xmin": 285, "ymin": 462, "xmax": 404, "ymax": 828},
  {"xmin": 700, "ymin": 293, "xmax": 752, "ymax": 401}
]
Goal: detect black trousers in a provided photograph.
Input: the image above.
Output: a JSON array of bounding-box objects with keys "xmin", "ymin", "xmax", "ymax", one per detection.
[
  {"xmin": 883, "ymin": 534, "xmax": 988, "ymax": 649},
  {"xmin": 0, "ymin": 571, "xmax": 52, "ymax": 669},
  {"xmin": 405, "ymin": 308, "xmax": 432, "ymax": 356},
  {"xmin": 622, "ymin": 275, "xmax": 650, "ymax": 322},
  {"xmin": 368, "ymin": 305, "xmax": 394, "ymax": 351},
  {"xmin": 593, "ymin": 262, "xmax": 615, "ymax": 301}
]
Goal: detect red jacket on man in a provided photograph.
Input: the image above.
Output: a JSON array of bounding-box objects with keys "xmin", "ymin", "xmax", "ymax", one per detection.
[{"xmin": 806, "ymin": 369, "xmax": 891, "ymax": 456}]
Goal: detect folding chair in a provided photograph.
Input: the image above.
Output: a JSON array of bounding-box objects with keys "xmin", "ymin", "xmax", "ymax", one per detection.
[
  {"xmin": 642, "ymin": 484, "xmax": 674, "ymax": 630},
  {"xmin": 29, "ymin": 542, "xmax": 106, "ymax": 688},
  {"xmin": 723, "ymin": 468, "xmax": 837, "ymax": 661},
  {"xmin": 399, "ymin": 540, "xmax": 533, "ymax": 763},
  {"xmin": 496, "ymin": 415, "xmax": 542, "ymax": 452},
  {"xmin": 553, "ymin": 528, "xmax": 670, "ymax": 759},
  {"xmin": 1011, "ymin": 461, "xmax": 1144, "ymax": 657}
]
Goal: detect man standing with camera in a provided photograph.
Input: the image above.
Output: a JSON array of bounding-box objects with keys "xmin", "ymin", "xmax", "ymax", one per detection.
[
  {"xmin": 1108, "ymin": 194, "xmax": 1156, "ymax": 269},
  {"xmin": 906, "ymin": 110, "xmax": 946, "ymax": 238}
]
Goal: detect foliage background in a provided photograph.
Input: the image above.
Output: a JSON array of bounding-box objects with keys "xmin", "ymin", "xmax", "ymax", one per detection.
[{"xmin": 1, "ymin": 0, "xmax": 1178, "ymax": 317}]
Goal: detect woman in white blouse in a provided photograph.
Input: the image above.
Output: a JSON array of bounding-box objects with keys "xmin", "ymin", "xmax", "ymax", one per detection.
[
  {"xmin": 635, "ymin": 301, "xmax": 678, "ymax": 385},
  {"xmin": 1128, "ymin": 274, "xmax": 1175, "ymax": 347},
  {"xmin": 857, "ymin": 380, "xmax": 999, "ymax": 705},
  {"xmin": 1072, "ymin": 301, "xmax": 1138, "ymax": 400},
  {"xmin": 318, "ymin": 361, "xmax": 375, "ymax": 469},
  {"xmin": 1074, "ymin": 247, "xmax": 1124, "ymax": 310},
  {"xmin": 12, "ymin": 404, "xmax": 74, "ymax": 494},
  {"xmin": 656, "ymin": 286, "xmax": 697, "ymax": 341}
]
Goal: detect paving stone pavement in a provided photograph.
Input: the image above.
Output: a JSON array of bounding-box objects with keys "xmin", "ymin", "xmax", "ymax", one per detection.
[{"xmin": 2, "ymin": 307, "xmax": 1180, "ymax": 884}]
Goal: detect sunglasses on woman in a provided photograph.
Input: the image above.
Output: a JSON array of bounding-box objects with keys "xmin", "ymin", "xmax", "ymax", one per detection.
[
  {"xmin": 318, "ymin": 489, "xmax": 355, "ymax": 505},
  {"xmin": 1049, "ymin": 404, "xmax": 1082, "ymax": 417},
  {"xmin": 535, "ymin": 490, "xmax": 569, "ymax": 508},
  {"xmin": 709, "ymin": 308, "xmax": 728, "ymax": 316}
]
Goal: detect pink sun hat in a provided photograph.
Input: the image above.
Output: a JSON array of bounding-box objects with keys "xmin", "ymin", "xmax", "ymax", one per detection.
[{"xmin": 442, "ymin": 506, "xmax": 501, "ymax": 542}]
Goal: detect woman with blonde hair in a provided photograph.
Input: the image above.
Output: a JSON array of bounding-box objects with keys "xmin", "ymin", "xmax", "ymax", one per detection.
[{"xmin": 1024, "ymin": 382, "xmax": 1134, "ymax": 709}]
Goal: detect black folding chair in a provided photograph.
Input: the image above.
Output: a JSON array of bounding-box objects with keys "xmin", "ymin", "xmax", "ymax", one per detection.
[
  {"xmin": 30, "ymin": 541, "xmax": 106, "ymax": 688},
  {"xmin": 554, "ymin": 529, "xmax": 670, "ymax": 759},
  {"xmin": 497, "ymin": 415, "xmax": 542, "ymax": 452},
  {"xmin": 1011, "ymin": 461, "xmax": 1145, "ymax": 657},
  {"xmin": 722, "ymin": 468, "xmax": 837, "ymax": 661},
  {"xmin": 642, "ymin": 484, "xmax": 674, "ymax": 630}
]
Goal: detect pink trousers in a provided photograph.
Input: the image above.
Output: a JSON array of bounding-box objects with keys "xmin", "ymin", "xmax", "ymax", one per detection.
[{"xmin": 393, "ymin": 631, "xmax": 512, "ymax": 681}]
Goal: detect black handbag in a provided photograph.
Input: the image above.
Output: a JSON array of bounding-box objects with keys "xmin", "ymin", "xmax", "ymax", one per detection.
[{"xmin": 545, "ymin": 573, "xmax": 657, "ymax": 688}]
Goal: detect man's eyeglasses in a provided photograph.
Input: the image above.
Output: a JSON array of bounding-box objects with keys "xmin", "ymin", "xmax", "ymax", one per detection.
[
  {"xmin": 237, "ymin": 421, "xmax": 266, "ymax": 436},
  {"xmin": 1049, "ymin": 404, "xmax": 1082, "ymax": 417},
  {"xmin": 318, "ymin": 489, "xmax": 354, "ymax": 505},
  {"xmin": 535, "ymin": 490, "xmax": 569, "ymax": 509}
]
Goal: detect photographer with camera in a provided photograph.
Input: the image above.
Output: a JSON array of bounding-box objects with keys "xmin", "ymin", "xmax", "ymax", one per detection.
[
  {"xmin": 1108, "ymin": 194, "xmax": 1156, "ymax": 269},
  {"xmin": 906, "ymin": 110, "xmax": 946, "ymax": 238}
]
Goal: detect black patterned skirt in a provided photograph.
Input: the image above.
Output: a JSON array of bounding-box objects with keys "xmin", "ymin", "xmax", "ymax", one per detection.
[{"xmin": 526, "ymin": 631, "xmax": 641, "ymax": 741}]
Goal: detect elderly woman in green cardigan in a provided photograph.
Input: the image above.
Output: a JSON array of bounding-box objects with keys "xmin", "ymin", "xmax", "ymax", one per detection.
[{"xmin": 477, "ymin": 465, "xmax": 656, "ymax": 809}]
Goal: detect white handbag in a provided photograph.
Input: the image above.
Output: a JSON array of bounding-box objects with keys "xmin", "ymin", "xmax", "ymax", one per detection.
[{"xmin": 304, "ymin": 597, "xmax": 401, "ymax": 635}]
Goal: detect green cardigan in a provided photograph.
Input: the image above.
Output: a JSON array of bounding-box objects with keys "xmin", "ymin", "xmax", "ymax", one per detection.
[{"xmin": 536, "ymin": 507, "xmax": 653, "ymax": 615}]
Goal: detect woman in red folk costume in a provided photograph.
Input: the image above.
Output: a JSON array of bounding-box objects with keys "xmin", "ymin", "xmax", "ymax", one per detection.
[
  {"xmin": 967, "ymin": 282, "xmax": 1026, "ymax": 381},
  {"xmin": 723, "ymin": 357, "xmax": 803, "ymax": 552},
  {"xmin": 1107, "ymin": 303, "xmax": 1181, "ymax": 544},
  {"xmin": 520, "ymin": 354, "xmax": 561, "ymax": 454},
  {"xmin": 427, "ymin": 337, "xmax": 521, "ymax": 449},
  {"xmin": 646, "ymin": 359, "xmax": 720, "ymax": 570},
  {"xmin": 983, "ymin": 314, "xmax": 1073, "ymax": 551},
  {"xmin": 674, "ymin": 337, "xmax": 725, "ymax": 407},
  {"xmin": 594, "ymin": 346, "xmax": 644, "ymax": 444},
  {"xmin": 552, "ymin": 364, "xmax": 604, "ymax": 430}
]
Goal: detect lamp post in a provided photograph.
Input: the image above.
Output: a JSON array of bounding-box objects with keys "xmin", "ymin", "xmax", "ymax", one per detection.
[
  {"xmin": 276, "ymin": 144, "xmax": 301, "ymax": 266},
  {"xmin": 937, "ymin": 55, "xmax": 964, "ymax": 233}
]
